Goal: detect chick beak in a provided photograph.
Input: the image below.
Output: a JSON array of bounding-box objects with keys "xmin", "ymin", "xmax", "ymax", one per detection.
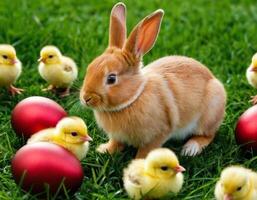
[
  {"xmin": 10, "ymin": 59, "xmax": 17, "ymax": 65},
  {"xmin": 81, "ymin": 135, "xmax": 93, "ymax": 142},
  {"xmin": 38, "ymin": 57, "xmax": 44, "ymax": 63},
  {"xmin": 251, "ymin": 66, "xmax": 257, "ymax": 72},
  {"xmin": 174, "ymin": 165, "xmax": 186, "ymax": 173},
  {"xmin": 224, "ymin": 194, "xmax": 233, "ymax": 200}
]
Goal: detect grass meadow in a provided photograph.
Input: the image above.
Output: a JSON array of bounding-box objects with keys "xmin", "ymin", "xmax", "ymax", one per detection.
[{"xmin": 0, "ymin": 0, "xmax": 257, "ymax": 199}]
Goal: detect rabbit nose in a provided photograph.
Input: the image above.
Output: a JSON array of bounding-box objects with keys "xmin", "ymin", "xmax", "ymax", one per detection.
[
  {"xmin": 82, "ymin": 93, "xmax": 101, "ymax": 107},
  {"xmin": 82, "ymin": 93, "xmax": 92, "ymax": 105},
  {"xmin": 85, "ymin": 96, "xmax": 92, "ymax": 104}
]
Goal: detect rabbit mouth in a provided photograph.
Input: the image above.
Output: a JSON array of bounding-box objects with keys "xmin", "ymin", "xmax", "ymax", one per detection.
[{"xmin": 81, "ymin": 92, "xmax": 102, "ymax": 108}]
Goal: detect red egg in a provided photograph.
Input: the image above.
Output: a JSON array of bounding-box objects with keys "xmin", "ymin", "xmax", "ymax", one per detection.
[
  {"xmin": 11, "ymin": 142, "xmax": 84, "ymax": 195},
  {"xmin": 11, "ymin": 96, "xmax": 67, "ymax": 138},
  {"xmin": 235, "ymin": 105, "xmax": 257, "ymax": 151}
]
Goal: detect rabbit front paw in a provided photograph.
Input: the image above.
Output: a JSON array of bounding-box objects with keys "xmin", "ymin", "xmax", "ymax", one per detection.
[
  {"xmin": 97, "ymin": 143, "xmax": 112, "ymax": 153},
  {"xmin": 97, "ymin": 139, "xmax": 125, "ymax": 154}
]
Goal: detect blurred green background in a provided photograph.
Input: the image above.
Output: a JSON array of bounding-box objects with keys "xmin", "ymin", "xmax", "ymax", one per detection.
[{"xmin": 0, "ymin": 0, "xmax": 257, "ymax": 199}]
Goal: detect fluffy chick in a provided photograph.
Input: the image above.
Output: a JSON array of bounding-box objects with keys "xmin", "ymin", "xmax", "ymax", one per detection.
[
  {"xmin": 215, "ymin": 166, "xmax": 257, "ymax": 200},
  {"xmin": 0, "ymin": 44, "xmax": 23, "ymax": 95},
  {"xmin": 27, "ymin": 116, "xmax": 92, "ymax": 160},
  {"xmin": 38, "ymin": 45, "xmax": 78, "ymax": 97},
  {"xmin": 246, "ymin": 53, "xmax": 257, "ymax": 104},
  {"xmin": 123, "ymin": 148, "xmax": 185, "ymax": 200}
]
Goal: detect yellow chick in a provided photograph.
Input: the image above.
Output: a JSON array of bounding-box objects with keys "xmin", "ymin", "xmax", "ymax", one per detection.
[
  {"xmin": 38, "ymin": 45, "xmax": 78, "ymax": 97},
  {"xmin": 246, "ymin": 53, "xmax": 257, "ymax": 104},
  {"xmin": 27, "ymin": 116, "xmax": 92, "ymax": 160},
  {"xmin": 0, "ymin": 44, "xmax": 23, "ymax": 95},
  {"xmin": 123, "ymin": 148, "xmax": 185, "ymax": 200},
  {"xmin": 215, "ymin": 166, "xmax": 257, "ymax": 200}
]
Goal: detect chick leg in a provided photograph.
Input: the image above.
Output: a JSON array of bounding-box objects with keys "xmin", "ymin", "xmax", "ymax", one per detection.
[
  {"xmin": 8, "ymin": 85, "xmax": 24, "ymax": 95},
  {"xmin": 42, "ymin": 85, "xmax": 56, "ymax": 92},
  {"xmin": 250, "ymin": 95, "xmax": 257, "ymax": 105},
  {"xmin": 59, "ymin": 88, "xmax": 70, "ymax": 98},
  {"xmin": 97, "ymin": 139, "xmax": 125, "ymax": 154},
  {"xmin": 42, "ymin": 84, "xmax": 55, "ymax": 92}
]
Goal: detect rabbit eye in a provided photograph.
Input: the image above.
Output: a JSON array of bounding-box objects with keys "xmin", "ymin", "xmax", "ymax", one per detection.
[
  {"xmin": 71, "ymin": 132, "xmax": 78, "ymax": 136},
  {"xmin": 106, "ymin": 74, "xmax": 117, "ymax": 85},
  {"xmin": 2, "ymin": 55, "xmax": 8, "ymax": 59},
  {"xmin": 48, "ymin": 55, "xmax": 54, "ymax": 58}
]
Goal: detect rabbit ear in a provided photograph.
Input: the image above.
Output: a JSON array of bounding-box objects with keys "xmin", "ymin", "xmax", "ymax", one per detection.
[
  {"xmin": 124, "ymin": 9, "xmax": 164, "ymax": 58},
  {"xmin": 109, "ymin": 2, "xmax": 127, "ymax": 49}
]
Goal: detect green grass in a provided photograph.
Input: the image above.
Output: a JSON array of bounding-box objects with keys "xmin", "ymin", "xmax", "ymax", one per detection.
[{"xmin": 0, "ymin": 0, "xmax": 257, "ymax": 199}]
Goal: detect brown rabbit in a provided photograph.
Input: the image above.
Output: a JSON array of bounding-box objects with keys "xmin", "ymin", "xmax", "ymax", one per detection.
[{"xmin": 80, "ymin": 2, "xmax": 226, "ymax": 158}]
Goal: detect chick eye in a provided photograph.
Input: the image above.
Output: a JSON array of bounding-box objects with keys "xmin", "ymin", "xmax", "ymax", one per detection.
[
  {"xmin": 48, "ymin": 55, "xmax": 54, "ymax": 58},
  {"xmin": 71, "ymin": 132, "xmax": 78, "ymax": 136},
  {"xmin": 160, "ymin": 166, "xmax": 169, "ymax": 171},
  {"xmin": 237, "ymin": 186, "xmax": 242, "ymax": 191},
  {"xmin": 2, "ymin": 55, "xmax": 8, "ymax": 59},
  {"xmin": 106, "ymin": 73, "xmax": 117, "ymax": 85}
]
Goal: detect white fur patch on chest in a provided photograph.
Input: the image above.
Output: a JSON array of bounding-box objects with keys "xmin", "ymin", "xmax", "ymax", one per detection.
[{"xmin": 170, "ymin": 116, "xmax": 199, "ymax": 140}]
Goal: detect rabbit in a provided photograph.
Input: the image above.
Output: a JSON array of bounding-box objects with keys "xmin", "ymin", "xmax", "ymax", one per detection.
[{"xmin": 80, "ymin": 2, "xmax": 226, "ymax": 158}]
